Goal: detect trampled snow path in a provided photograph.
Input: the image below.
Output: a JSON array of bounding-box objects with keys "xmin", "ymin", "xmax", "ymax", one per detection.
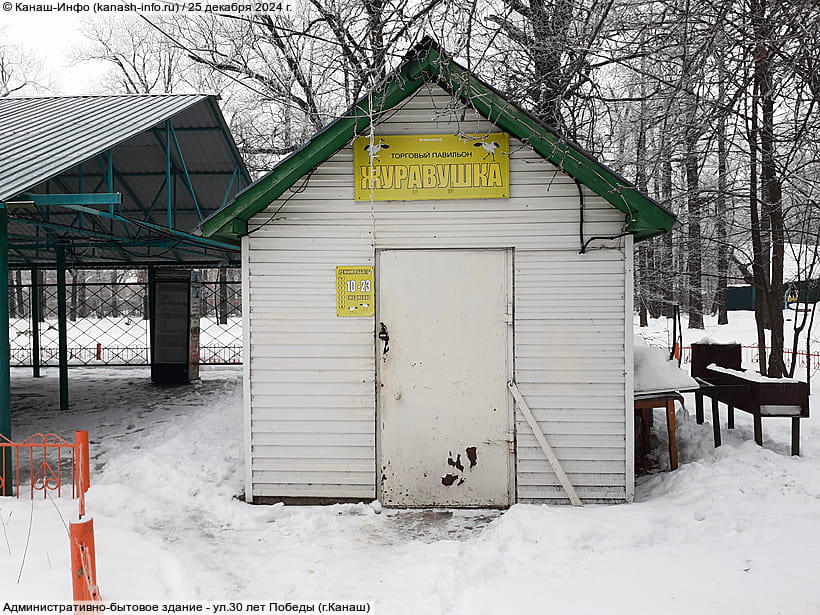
[{"xmin": 3, "ymin": 314, "xmax": 820, "ymax": 613}]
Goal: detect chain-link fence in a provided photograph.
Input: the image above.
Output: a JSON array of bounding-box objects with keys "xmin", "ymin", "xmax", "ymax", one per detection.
[
  {"xmin": 8, "ymin": 268, "xmax": 242, "ymax": 367},
  {"xmin": 199, "ymin": 270, "xmax": 243, "ymax": 364}
]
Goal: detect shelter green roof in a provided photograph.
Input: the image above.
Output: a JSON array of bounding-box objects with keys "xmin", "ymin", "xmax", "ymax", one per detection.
[{"xmin": 200, "ymin": 38, "xmax": 676, "ymax": 244}]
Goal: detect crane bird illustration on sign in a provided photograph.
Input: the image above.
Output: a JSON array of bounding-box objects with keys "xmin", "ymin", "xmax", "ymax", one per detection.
[
  {"xmin": 364, "ymin": 139, "xmax": 390, "ymax": 162},
  {"xmin": 473, "ymin": 139, "xmax": 507, "ymax": 160}
]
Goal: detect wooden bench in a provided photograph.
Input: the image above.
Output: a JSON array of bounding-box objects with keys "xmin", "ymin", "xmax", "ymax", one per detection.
[
  {"xmin": 694, "ymin": 369, "xmax": 808, "ymax": 455},
  {"xmin": 691, "ymin": 343, "xmax": 809, "ymax": 455}
]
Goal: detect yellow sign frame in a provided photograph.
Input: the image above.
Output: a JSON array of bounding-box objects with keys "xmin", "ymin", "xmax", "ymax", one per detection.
[
  {"xmin": 353, "ymin": 133, "xmax": 510, "ymax": 201},
  {"xmin": 336, "ymin": 266, "xmax": 375, "ymax": 317}
]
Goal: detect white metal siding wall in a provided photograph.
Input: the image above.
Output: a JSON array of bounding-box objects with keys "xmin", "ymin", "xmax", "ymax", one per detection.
[
  {"xmin": 514, "ymin": 250, "xmax": 627, "ymax": 502},
  {"xmin": 245, "ymin": 87, "xmax": 629, "ymax": 502}
]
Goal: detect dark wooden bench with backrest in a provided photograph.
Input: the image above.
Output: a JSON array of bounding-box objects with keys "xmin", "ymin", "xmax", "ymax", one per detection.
[{"xmin": 691, "ymin": 343, "xmax": 809, "ymax": 455}]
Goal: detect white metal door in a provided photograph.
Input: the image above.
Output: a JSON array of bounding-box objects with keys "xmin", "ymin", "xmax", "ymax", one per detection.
[{"xmin": 378, "ymin": 249, "xmax": 513, "ymax": 507}]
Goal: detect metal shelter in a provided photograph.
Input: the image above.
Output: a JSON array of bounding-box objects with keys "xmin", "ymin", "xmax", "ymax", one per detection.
[{"xmin": 0, "ymin": 94, "xmax": 251, "ymax": 488}]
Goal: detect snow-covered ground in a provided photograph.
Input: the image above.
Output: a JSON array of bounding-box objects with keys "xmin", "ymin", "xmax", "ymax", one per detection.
[{"xmin": 2, "ymin": 312, "xmax": 820, "ymax": 613}]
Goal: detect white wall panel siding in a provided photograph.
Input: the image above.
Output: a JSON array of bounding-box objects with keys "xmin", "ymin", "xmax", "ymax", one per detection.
[
  {"xmin": 245, "ymin": 86, "xmax": 630, "ymax": 503},
  {"xmin": 514, "ymin": 249, "xmax": 627, "ymax": 502},
  {"xmin": 624, "ymin": 234, "xmax": 636, "ymax": 501},
  {"xmin": 241, "ymin": 236, "xmax": 254, "ymax": 500}
]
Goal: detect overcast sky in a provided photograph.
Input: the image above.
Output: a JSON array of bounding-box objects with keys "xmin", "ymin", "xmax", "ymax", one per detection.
[{"xmin": 3, "ymin": 11, "xmax": 105, "ymax": 95}]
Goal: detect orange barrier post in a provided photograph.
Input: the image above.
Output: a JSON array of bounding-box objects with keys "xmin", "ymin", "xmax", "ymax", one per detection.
[
  {"xmin": 75, "ymin": 430, "xmax": 90, "ymax": 494},
  {"xmin": 95, "ymin": 343, "xmax": 102, "ymax": 361},
  {"xmin": 74, "ymin": 430, "xmax": 90, "ymax": 517},
  {"xmin": 69, "ymin": 518, "xmax": 100, "ymax": 601}
]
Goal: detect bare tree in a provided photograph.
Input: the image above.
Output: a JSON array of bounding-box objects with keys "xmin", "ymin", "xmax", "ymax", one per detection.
[
  {"xmin": 720, "ymin": 0, "xmax": 820, "ymax": 376},
  {"xmin": 0, "ymin": 31, "xmax": 50, "ymax": 96},
  {"xmin": 62, "ymin": 2, "xmax": 820, "ymax": 368},
  {"xmin": 74, "ymin": 16, "xmax": 210, "ymax": 94},
  {"xmin": 166, "ymin": 3, "xmax": 457, "ymax": 168},
  {"xmin": 484, "ymin": 0, "xmax": 618, "ymax": 139}
]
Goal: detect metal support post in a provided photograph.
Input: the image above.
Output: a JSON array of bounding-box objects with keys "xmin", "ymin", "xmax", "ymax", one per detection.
[
  {"xmin": 106, "ymin": 151, "xmax": 114, "ymax": 192},
  {"xmin": 56, "ymin": 244, "xmax": 69, "ymax": 410},
  {"xmin": 166, "ymin": 121, "xmax": 173, "ymax": 229},
  {"xmin": 169, "ymin": 124, "xmax": 204, "ymax": 221},
  {"xmin": 147, "ymin": 266, "xmax": 155, "ymax": 365},
  {"xmin": 31, "ymin": 268, "xmax": 41, "ymax": 377},
  {"xmin": 0, "ymin": 207, "xmax": 12, "ymax": 494}
]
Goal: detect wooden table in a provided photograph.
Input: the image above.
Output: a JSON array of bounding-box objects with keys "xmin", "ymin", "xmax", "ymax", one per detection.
[{"xmin": 634, "ymin": 392, "xmax": 685, "ymax": 470}]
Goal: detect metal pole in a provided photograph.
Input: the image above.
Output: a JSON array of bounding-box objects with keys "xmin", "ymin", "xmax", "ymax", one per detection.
[
  {"xmin": 147, "ymin": 266, "xmax": 155, "ymax": 366},
  {"xmin": 166, "ymin": 121, "xmax": 173, "ymax": 229},
  {"xmin": 56, "ymin": 244, "xmax": 69, "ymax": 410},
  {"xmin": 0, "ymin": 207, "xmax": 12, "ymax": 494},
  {"xmin": 31, "ymin": 267, "xmax": 41, "ymax": 378}
]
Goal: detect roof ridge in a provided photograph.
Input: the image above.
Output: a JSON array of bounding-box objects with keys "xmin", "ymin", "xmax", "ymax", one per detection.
[{"xmin": 0, "ymin": 93, "xmax": 213, "ymax": 101}]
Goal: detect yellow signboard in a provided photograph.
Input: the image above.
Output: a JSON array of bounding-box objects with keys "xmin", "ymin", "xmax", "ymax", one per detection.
[
  {"xmin": 353, "ymin": 133, "xmax": 510, "ymax": 201},
  {"xmin": 336, "ymin": 266, "xmax": 375, "ymax": 317}
]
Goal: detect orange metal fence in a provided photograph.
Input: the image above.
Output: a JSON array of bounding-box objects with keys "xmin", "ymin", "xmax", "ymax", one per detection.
[
  {"xmin": 0, "ymin": 430, "xmax": 89, "ymax": 503},
  {"xmin": 678, "ymin": 345, "xmax": 820, "ymax": 372},
  {"xmin": 0, "ymin": 429, "xmax": 98, "ymax": 601}
]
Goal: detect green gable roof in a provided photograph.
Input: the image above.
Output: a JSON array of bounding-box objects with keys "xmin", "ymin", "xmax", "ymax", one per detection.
[{"xmin": 200, "ymin": 38, "xmax": 676, "ymax": 244}]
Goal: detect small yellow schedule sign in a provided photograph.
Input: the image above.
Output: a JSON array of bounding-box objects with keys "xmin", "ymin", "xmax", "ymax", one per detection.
[
  {"xmin": 336, "ymin": 266, "xmax": 374, "ymax": 317},
  {"xmin": 353, "ymin": 133, "xmax": 510, "ymax": 201}
]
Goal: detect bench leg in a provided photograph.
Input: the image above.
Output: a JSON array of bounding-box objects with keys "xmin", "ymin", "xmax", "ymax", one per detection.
[
  {"xmin": 728, "ymin": 406, "xmax": 734, "ymax": 429},
  {"xmin": 712, "ymin": 397, "xmax": 721, "ymax": 447},
  {"xmin": 666, "ymin": 400, "xmax": 678, "ymax": 470},
  {"xmin": 791, "ymin": 417, "xmax": 800, "ymax": 456},
  {"xmin": 753, "ymin": 414, "xmax": 763, "ymax": 446},
  {"xmin": 695, "ymin": 392, "xmax": 704, "ymax": 424}
]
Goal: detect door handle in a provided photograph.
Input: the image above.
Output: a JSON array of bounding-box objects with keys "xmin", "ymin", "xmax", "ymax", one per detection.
[{"xmin": 378, "ymin": 322, "xmax": 390, "ymax": 354}]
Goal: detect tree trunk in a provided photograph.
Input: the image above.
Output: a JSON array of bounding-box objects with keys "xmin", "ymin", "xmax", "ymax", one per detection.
[
  {"xmin": 661, "ymin": 137, "xmax": 676, "ymax": 318},
  {"xmin": 138, "ymin": 268, "xmax": 149, "ymax": 321},
  {"xmin": 37, "ymin": 269, "xmax": 46, "ymax": 322},
  {"xmin": 8, "ymin": 271, "xmax": 16, "ymax": 319},
  {"xmin": 638, "ymin": 241, "xmax": 649, "ymax": 327},
  {"xmin": 218, "ymin": 268, "xmax": 229, "ymax": 325},
  {"xmin": 109, "ymin": 270, "xmax": 120, "ymax": 318},
  {"xmin": 759, "ymin": 49, "xmax": 785, "ymax": 377},
  {"xmin": 748, "ymin": 70, "xmax": 769, "ymax": 375},
  {"xmin": 685, "ymin": 128, "xmax": 704, "ymax": 329},
  {"xmin": 70, "ymin": 271, "xmax": 78, "ymax": 321},
  {"xmin": 750, "ymin": 0, "xmax": 786, "ymax": 377},
  {"xmin": 14, "ymin": 270, "xmax": 24, "ymax": 319},
  {"xmin": 715, "ymin": 41, "xmax": 730, "ymax": 326},
  {"xmin": 78, "ymin": 272, "xmax": 89, "ymax": 318}
]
